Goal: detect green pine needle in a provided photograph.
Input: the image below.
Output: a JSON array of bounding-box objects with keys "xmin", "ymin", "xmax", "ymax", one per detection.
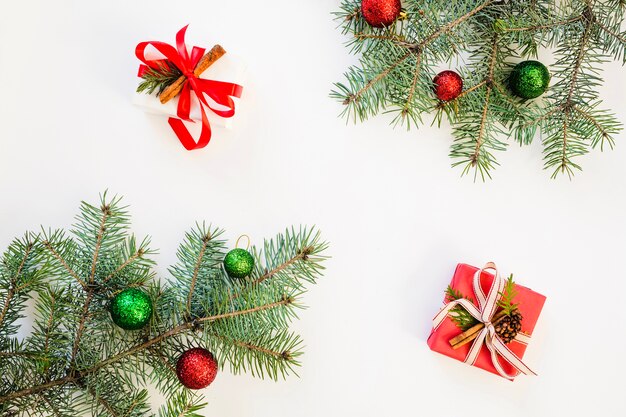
[
  {"xmin": 444, "ymin": 285, "xmax": 479, "ymax": 331},
  {"xmin": 333, "ymin": 0, "xmax": 626, "ymax": 180},
  {"xmin": 497, "ymin": 274, "xmax": 519, "ymax": 316},
  {"xmin": 0, "ymin": 193, "xmax": 329, "ymax": 416},
  {"xmin": 136, "ymin": 62, "xmax": 182, "ymax": 96}
]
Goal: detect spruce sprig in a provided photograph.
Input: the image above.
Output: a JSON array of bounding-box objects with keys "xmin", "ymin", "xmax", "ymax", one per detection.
[
  {"xmin": 136, "ymin": 62, "xmax": 182, "ymax": 96},
  {"xmin": 497, "ymin": 274, "xmax": 519, "ymax": 315},
  {"xmin": 444, "ymin": 285, "xmax": 479, "ymax": 331},
  {"xmin": 333, "ymin": 0, "xmax": 626, "ymax": 180},
  {"xmin": 0, "ymin": 193, "xmax": 329, "ymax": 416}
]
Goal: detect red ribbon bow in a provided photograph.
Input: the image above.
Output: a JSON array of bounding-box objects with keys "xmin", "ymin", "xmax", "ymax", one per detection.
[{"xmin": 136, "ymin": 25, "xmax": 243, "ymax": 150}]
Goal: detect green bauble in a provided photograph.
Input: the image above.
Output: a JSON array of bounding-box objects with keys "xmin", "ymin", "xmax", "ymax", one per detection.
[
  {"xmin": 110, "ymin": 288, "xmax": 153, "ymax": 330},
  {"xmin": 223, "ymin": 248, "xmax": 254, "ymax": 278},
  {"xmin": 509, "ymin": 60, "xmax": 550, "ymax": 99}
]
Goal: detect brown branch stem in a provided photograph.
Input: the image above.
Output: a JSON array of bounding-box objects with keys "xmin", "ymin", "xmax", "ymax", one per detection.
[
  {"xmin": 344, "ymin": 52, "xmax": 411, "ymax": 105},
  {"xmin": 560, "ymin": 116, "xmax": 570, "ymax": 173},
  {"xmin": 354, "ymin": 33, "xmax": 405, "ymax": 42},
  {"xmin": 69, "ymin": 291, "xmax": 95, "ymax": 364},
  {"xmin": 502, "ymin": 15, "xmax": 583, "ymax": 32},
  {"xmin": 90, "ymin": 208, "xmax": 109, "ymax": 284},
  {"xmin": 565, "ymin": 17, "xmax": 592, "ymax": 105},
  {"xmin": 438, "ymin": 80, "xmax": 487, "ymax": 110},
  {"xmin": 572, "ymin": 105, "xmax": 610, "ymax": 139},
  {"xmin": 518, "ymin": 106, "xmax": 564, "ymax": 129},
  {"xmin": 186, "ymin": 236, "xmax": 210, "ymax": 314},
  {"xmin": 252, "ymin": 247, "xmax": 313, "ymax": 286},
  {"xmin": 210, "ymin": 333, "xmax": 289, "ymax": 359},
  {"xmin": 88, "ymin": 386, "xmax": 119, "ymax": 417},
  {"xmin": 42, "ymin": 241, "xmax": 86, "ymax": 289},
  {"xmin": 42, "ymin": 294, "xmax": 57, "ymax": 368},
  {"xmin": 102, "ymin": 250, "xmax": 144, "ymax": 283},
  {"xmin": 413, "ymin": 0, "xmax": 493, "ymax": 50},
  {"xmin": 402, "ymin": 54, "xmax": 423, "ymax": 116},
  {"xmin": 593, "ymin": 19, "xmax": 626, "ymax": 45}
]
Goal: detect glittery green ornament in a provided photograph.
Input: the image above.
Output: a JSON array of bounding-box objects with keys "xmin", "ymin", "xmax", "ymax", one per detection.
[
  {"xmin": 509, "ymin": 60, "xmax": 550, "ymax": 99},
  {"xmin": 109, "ymin": 288, "xmax": 153, "ymax": 330},
  {"xmin": 223, "ymin": 248, "xmax": 254, "ymax": 278}
]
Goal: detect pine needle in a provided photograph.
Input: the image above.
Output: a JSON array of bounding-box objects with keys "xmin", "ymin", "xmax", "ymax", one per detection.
[
  {"xmin": 497, "ymin": 274, "xmax": 519, "ymax": 315},
  {"xmin": 444, "ymin": 285, "xmax": 479, "ymax": 331},
  {"xmin": 136, "ymin": 62, "xmax": 182, "ymax": 96}
]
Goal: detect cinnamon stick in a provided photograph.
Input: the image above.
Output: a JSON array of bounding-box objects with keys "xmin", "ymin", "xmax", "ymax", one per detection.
[
  {"xmin": 449, "ymin": 310, "xmax": 507, "ymax": 350},
  {"xmin": 159, "ymin": 44, "xmax": 227, "ymax": 104}
]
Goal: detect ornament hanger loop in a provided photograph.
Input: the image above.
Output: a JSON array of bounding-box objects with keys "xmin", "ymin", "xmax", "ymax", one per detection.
[{"xmin": 235, "ymin": 234, "xmax": 251, "ymax": 250}]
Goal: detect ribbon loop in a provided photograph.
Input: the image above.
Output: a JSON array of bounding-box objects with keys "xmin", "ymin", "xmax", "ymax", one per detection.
[
  {"xmin": 432, "ymin": 262, "xmax": 536, "ymax": 380},
  {"xmin": 135, "ymin": 25, "xmax": 243, "ymax": 149}
]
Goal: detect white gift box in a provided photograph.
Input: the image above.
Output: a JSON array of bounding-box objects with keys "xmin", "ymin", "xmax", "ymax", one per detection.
[{"xmin": 133, "ymin": 52, "xmax": 246, "ymax": 129}]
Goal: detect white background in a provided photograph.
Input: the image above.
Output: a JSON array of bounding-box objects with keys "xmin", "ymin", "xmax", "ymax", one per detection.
[{"xmin": 1, "ymin": 1, "xmax": 625, "ymax": 416}]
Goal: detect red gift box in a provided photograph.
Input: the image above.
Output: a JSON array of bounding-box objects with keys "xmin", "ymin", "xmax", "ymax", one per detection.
[{"xmin": 427, "ymin": 263, "xmax": 546, "ymax": 380}]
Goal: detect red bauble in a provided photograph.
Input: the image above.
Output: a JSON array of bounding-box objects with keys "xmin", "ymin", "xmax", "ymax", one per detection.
[
  {"xmin": 176, "ymin": 347, "xmax": 218, "ymax": 390},
  {"xmin": 433, "ymin": 70, "xmax": 463, "ymax": 101},
  {"xmin": 361, "ymin": 0, "xmax": 402, "ymax": 28}
]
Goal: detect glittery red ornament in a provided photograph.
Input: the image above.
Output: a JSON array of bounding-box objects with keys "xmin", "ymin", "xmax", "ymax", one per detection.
[
  {"xmin": 433, "ymin": 70, "xmax": 463, "ymax": 101},
  {"xmin": 361, "ymin": 0, "xmax": 402, "ymax": 28},
  {"xmin": 176, "ymin": 347, "xmax": 218, "ymax": 389}
]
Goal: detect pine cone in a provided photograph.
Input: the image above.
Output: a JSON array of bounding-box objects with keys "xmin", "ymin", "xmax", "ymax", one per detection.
[{"xmin": 494, "ymin": 311, "xmax": 523, "ymax": 344}]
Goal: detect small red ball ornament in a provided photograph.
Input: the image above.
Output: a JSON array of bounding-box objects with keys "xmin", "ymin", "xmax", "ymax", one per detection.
[
  {"xmin": 361, "ymin": 0, "xmax": 402, "ymax": 28},
  {"xmin": 433, "ymin": 70, "xmax": 463, "ymax": 101},
  {"xmin": 176, "ymin": 347, "xmax": 218, "ymax": 389}
]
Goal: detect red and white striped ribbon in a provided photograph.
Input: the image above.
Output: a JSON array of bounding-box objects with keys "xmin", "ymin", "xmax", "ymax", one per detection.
[{"xmin": 433, "ymin": 262, "xmax": 536, "ymax": 380}]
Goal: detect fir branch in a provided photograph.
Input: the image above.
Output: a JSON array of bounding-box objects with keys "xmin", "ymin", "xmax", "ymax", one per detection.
[
  {"xmin": 244, "ymin": 226, "xmax": 328, "ymax": 292},
  {"xmin": 571, "ymin": 105, "xmax": 619, "ymax": 150},
  {"xmin": 450, "ymin": 33, "xmax": 508, "ymax": 181},
  {"xmin": 90, "ymin": 203, "xmax": 111, "ymax": 283},
  {"xmin": 70, "ymin": 291, "xmax": 96, "ymax": 365},
  {"xmin": 136, "ymin": 62, "xmax": 182, "ymax": 96},
  {"xmin": 168, "ymin": 223, "xmax": 226, "ymax": 320},
  {"xmin": 87, "ymin": 386, "xmax": 120, "ymax": 417},
  {"xmin": 207, "ymin": 329, "xmax": 303, "ymax": 379},
  {"xmin": 499, "ymin": 15, "xmax": 584, "ymax": 32},
  {"xmin": 27, "ymin": 286, "xmax": 69, "ymax": 377},
  {"xmin": 156, "ymin": 391, "xmax": 205, "ymax": 417},
  {"xmin": 254, "ymin": 246, "xmax": 314, "ymax": 286},
  {"xmin": 37, "ymin": 393, "xmax": 63, "ymax": 417},
  {"xmin": 102, "ymin": 237, "xmax": 154, "ymax": 284},
  {"xmin": 544, "ymin": 11, "xmax": 592, "ymax": 178},
  {"xmin": 398, "ymin": 53, "xmax": 424, "ymax": 126},
  {"xmin": 354, "ymin": 32, "xmax": 406, "ymax": 42},
  {"xmin": 41, "ymin": 236, "xmax": 87, "ymax": 289},
  {"xmin": 148, "ymin": 346, "xmax": 176, "ymax": 375},
  {"xmin": 333, "ymin": 0, "xmax": 625, "ymax": 178},
  {"xmin": 0, "ymin": 234, "xmax": 44, "ymax": 337},
  {"xmin": 497, "ymin": 274, "xmax": 519, "ymax": 315},
  {"xmin": 407, "ymin": 0, "xmax": 494, "ymax": 50},
  {"xmin": 186, "ymin": 231, "xmax": 211, "ymax": 315},
  {"xmin": 342, "ymin": 51, "xmax": 412, "ymax": 107},
  {"xmin": 438, "ymin": 80, "xmax": 488, "ymax": 109},
  {"xmin": 0, "ymin": 194, "xmax": 328, "ymax": 415},
  {"xmin": 444, "ymin": 285, "xmax": 479, "ymax": 331},
  {"xmin": 473, "ymin": 56, "xmax": 495, "ymax": 168}
]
